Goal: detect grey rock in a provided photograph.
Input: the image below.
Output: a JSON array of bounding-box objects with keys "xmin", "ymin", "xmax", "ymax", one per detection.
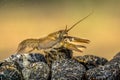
[
  {"xmin": 106, "ymin": 52, "xmax": 120, "ymax": 69},
  {"xmin": 51, "ymin": 59, "xmax": 86, "ymax": 80},
  {"xmin": 0, "ymin": 61, "xmax": 23, "ymax": 80},
  {"xmin": 1, "ymin": 49, "xmax": 120, "ymax": 80},
  {"xmin": 74, "ymin": 55, "xmax": 108, "ymax": 70},
  {"xmin": 85, "ymin": 65, "xmax": 120, "ymax": 80},
  {"xmin": 22, "ymin": 62, "xmax": 50, "ymax": 80},
  {"xmin": 5, "ymin": 53, "xmax": 47, "ymax": 69},
  {"xmin": 85, "ymin": 52, "xmax": 120, "ymax": 80}
]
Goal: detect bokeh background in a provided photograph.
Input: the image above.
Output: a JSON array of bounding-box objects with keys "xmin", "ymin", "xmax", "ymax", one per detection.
[{"xmin": 0, "ymin": 0, "xmax": 120, "ymax": 60}]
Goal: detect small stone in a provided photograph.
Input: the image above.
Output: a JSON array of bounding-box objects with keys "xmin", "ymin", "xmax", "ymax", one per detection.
[
  {"xmin": 0, "ymin": 61, "xmax": 23, "ymax": 80},
  {"xmin": 74, "ymin": 55, "xmax": 108, "ymax": 70},
  {"xmin": 5, "ymin": 53, "xmax": 47, "ymax": 69},
  {"xmin": 51, "ymin": 59, "xmax": 86, "ymax": 80},
  {"xmin": 22, "ymin": 62, "xmax": 50, "ymax": 80}
]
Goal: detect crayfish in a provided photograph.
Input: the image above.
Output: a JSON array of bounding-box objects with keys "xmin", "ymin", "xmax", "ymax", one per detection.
[{"xmin": 16, "ymin": 12, "xmax": 92, "ymax": 54}]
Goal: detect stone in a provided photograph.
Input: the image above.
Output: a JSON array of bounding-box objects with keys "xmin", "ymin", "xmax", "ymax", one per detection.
[
  {"xmin": 22, "ymin": 62, "xmax": 50, "ymax": 80},
  {"xmin": 85, "ymin": 52, "xmax": 120, "ymax": 80},
  {"xmin": 0, "ymin": 61, "xmax": 23, "ymax": 80},
  {"xmin": 51, "ymin": 59, "xmax": 86, "ymax": 80},
  {"xmin": 74, "ymin": 55, "xmax": 108, "ymax": 70},
  {"xmin": 5, "ymin": 53, "xmax": 47, "ymax": 69},
  {"xmin": 85, "ymin": 65, "xmax": 120, "ymax": 80}
]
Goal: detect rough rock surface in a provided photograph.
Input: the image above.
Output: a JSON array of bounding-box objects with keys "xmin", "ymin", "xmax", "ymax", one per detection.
[
  {"xmin": 22, "ymin": 62, "xmax": 50, "ymax": 80},
  {"xmin": 0, "ymin": 47, "xmax": 120, "ymax": 80},
  {"xmin": 3, "ymin": 53, "xmax": 50, "ymax": 80},
  {"xmin": 5, "ymin": 53, "xmax": 46, "ymax": 69},
  {"xmin": 85, "ymin": 52, "xmax": 120, "ymax": 80},
  {"xmin": 0, "ymin": 61, "xmax": 23, "ymax": 80},
  {"xmin": 45, "ymin": 47, "xmax": 73, "ymax": 66},
  {"xmin": 51, "ymin": 59, "xmax": 86, "ymax": 80},
  {"xmin": 74, "ymin": 55, "xmax": 108, "ymax": 70},
  {"xmin": 85, "ymin": 65, "xmax": 120, "ymax": 80}
]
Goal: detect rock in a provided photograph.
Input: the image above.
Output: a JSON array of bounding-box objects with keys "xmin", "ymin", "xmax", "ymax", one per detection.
[
  {"xmin": 51, "ymin": 59, "xmax": 86, "ymax": 80},
  {"xmin": 5, "ymin": 53, "xmax": 47, "ymax": 69},
  {"xmin": 74, "ymin": 55, "xmax": 108, "ymax": 70},
  {"xmin": 85, "ymin": 52, "xmax": 120, "ymax": 80},
  {"xmin": 22, "ymin": 62, "xmax": 50, "ymax": 80},
  {"xmin": 0, "ymin": 61, "xmax": 23, "ymax": 80},
  {"xmin": 85, "ymin": 65, "xmax": 120, "ymax": 80},
  {"xmin": 105, "ymin": 52, "xmax": 120, "ymax": 70},
  {"xmin": 1, "ymin": 50, "xmax": 120, "ymax": 80},
  {"xmin": 45, "ymin": 47, "xmax": 73, "ymax": 66}
]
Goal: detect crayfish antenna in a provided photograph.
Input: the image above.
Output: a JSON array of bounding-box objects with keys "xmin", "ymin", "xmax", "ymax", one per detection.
[{"xmin": 67, "ymin": 11, "xmax": 93, "ymax": 32}]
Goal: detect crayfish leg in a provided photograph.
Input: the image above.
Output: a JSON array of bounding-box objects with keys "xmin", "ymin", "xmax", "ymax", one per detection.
[
  {"xmin": 28, "ymin": 47, "xmax": 36, "ymax": 53},
  {"xmin": 16, "ymin": 46, "xmax": 26, "ymax": 54}
]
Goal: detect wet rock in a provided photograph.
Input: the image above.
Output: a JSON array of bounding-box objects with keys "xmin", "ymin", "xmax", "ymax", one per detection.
[
  {"xmin": 0, "ymin": 61, "xmax": 23, "ymax": 80},
  {"xmin": 45, "ymin": 47, "xmax": 73, "ymax": 66},
  {"xmin": 5, "ymin": 53, "xmax": 46, "ymax": 69},
  {"xmin": 74, "ymin": 55, "xmax": 108, "ymax": 70},
  {"xmin": 22, "ymin": 62, "xmax": 50, "ymax": 80},
  {"xmin": 51, "ymin": 59, "xmax": 86, "ymax": 80}
]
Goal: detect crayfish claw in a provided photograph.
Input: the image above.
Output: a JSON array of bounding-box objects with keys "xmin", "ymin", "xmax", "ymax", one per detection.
[
  {"xmin": 63, "ymin": 42, "xmax": 83, "ymax": 52},
  {"xmin": 76, "ymin": 45, "xmax": 87, "ymax": 48},
  {"xmin": 64, "ymin": 36, "xmax": 90, "ymax": 44}
]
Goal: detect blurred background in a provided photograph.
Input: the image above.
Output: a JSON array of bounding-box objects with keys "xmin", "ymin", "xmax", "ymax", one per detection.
[{"xmin": 0, "ymin": 0, "xmax": 120, "ymax": 60}]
